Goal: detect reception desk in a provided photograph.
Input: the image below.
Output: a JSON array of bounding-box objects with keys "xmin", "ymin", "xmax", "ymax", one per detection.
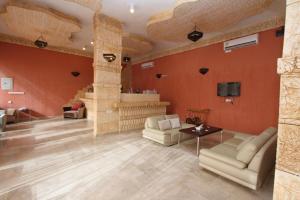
[{"xmin": 114, "ymin": 93, "xmax": 170, "ymax": 132}]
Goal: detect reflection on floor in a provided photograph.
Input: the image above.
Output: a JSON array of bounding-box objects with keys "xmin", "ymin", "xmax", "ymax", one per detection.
[{"xmin": 0, "ymin": 118, "xmax": 273, "ymax": 200}]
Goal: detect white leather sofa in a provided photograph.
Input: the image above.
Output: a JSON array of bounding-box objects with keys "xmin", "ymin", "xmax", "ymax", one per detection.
[
  {"xmin": 199, "ymin": 127, "xmax": 277, "ymax": 190},
  {"xmin": 143, "ymin": 115, "xmax": 195, "ymax": 146}
]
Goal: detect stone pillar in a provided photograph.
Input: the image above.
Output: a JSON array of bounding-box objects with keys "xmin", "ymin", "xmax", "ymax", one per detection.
[
  {"xmin": 93, "ymin": 13, "xmax": 123, "ymax": 136},
  {"xmin": 121, "ymin": 63, "xmax": 132, "ymax": 92},
  {"xmin": 273, "ymin": 0, "xmax": 300, "ymax": 198}
]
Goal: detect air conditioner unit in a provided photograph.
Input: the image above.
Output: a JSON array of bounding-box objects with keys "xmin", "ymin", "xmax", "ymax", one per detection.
[
  {"xmin": 224, "ymin": 33, "xmax": 259, "ymax": 52},
  {"xmin": 141, "ymin": 61, "xmax": 154, "ymax": 69}
]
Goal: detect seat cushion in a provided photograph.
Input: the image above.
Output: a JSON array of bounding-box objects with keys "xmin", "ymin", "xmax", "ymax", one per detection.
[
  {"xmin": 200, "ymin": 144, "xmax": 246, "ymax": 168},
  {"xmin": 209, "ymin": 144, "xmax": 239, "ymax": 158},
  {"xmin": 236, "ymin": 127, "xmax": 277, "ymax": 164},
  {"xmin": 147, "ymin": 115, "xmax": 165, "ymax": 130},
  {"xmin": 224, "ymin": 138, "xmax": 244, "ymax": 148}
]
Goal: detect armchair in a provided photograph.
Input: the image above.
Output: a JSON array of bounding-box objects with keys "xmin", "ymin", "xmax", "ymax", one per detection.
[
  {"xmin": 0, "ymin": 110, "xmax": 7, "ymax": 132},
  {"xmin": 63, "ymin": 102, "xmax": 86, "ymax": 119}
]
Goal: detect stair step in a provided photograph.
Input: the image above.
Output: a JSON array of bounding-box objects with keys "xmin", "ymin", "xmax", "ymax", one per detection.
[{"xmin": 84, "ymin": 92, "xmax": 94, "ymax": 99}]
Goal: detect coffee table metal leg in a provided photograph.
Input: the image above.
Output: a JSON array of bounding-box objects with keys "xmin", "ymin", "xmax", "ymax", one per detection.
[
  {"xmin": 197, "ymin": 137, "xmax": 200, "ymax": 156},
  {"xmin": 220, "ymin": 130, "xmax": 223, "ymax": 143},
  {"xmin": 178, "ymin": 132, "xmax": 181, "ymax": 145}
]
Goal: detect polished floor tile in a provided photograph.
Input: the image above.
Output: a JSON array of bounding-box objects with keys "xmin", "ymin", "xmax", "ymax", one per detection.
[{"xmin": 0, "ymin": 118, "xmax": 273, "ymax": 200}]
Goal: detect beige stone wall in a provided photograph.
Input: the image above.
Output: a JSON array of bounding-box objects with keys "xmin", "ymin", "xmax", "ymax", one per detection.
[
  {"xmin": 274, "ymin": 0, "xmax": 300, "ymax": 198},
  {"xmin": 93, "ymin": 13, "xmax": 123, "ymax": 136}
]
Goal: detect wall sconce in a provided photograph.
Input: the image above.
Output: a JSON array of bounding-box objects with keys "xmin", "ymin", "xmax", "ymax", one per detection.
[
  {"xmin": 103, "ymin": 54, "xmax": 116, "ymax": 62},
  {"xmin": 156, "ymin": 74, "xmax": 168, "ymax": 79},
  {"xmin": 199, "ymin": 67, "xmax": 209, "ymax": 75},
  {"xmin": 71, "ymin": 71, "xmax": 80, "ymax": 77}
]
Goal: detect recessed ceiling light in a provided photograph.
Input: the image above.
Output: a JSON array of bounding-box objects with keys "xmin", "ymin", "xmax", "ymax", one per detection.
[
  {"xmin": 90, "ymin": 41, "xmax": 94, "ymax": 45},
  {"xmin": 130, "ymin": 4, "xmax": 135, "ymax": 14},
  {"xmin": 82, "ymin": 47, "xmax": 86, "ymax": 51}
]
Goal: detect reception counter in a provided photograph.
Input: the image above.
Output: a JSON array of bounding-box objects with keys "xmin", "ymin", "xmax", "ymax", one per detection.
[
  {"xmin": 114, "ymin": 93, "xmax": 170, "ymax": 132},
  {"xmin": 81, "ymin": 93, "xmax": 170, "ymax": 132}
]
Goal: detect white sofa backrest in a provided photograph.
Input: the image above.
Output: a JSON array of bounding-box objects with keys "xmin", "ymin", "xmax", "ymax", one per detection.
[
  {"xmin": 145, "ymin": 115, "xmax": 165, "ymax": 130},
  {"xmin": 248, "ymin": 135, "xmax": 277, "ymax": 187},
  {"xmin": 165, "ymin": 114, "xmax": 179, "ymax": 120},
  {"xmin": 236, "ymin": 127, "xmax": 277, "ymax": 164}
]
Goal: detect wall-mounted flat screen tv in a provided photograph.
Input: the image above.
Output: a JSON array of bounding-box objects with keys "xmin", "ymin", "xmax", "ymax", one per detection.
[{"xmin": 217, "ymin": 82, "xmax": 241, "ymax": 97}]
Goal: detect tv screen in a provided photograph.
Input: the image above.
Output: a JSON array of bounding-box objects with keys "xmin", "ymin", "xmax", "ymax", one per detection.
[{"xmin": 217, "ymin": 82, "xmax": 240, "ymax": 97}]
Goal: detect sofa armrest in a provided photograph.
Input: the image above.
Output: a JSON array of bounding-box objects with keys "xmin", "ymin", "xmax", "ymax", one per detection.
[
  {"xmin": 0, "ymin": 114, "xmax": 7, "ymax": 132},
  {"xmin": 77, "ymin": 107, "xmax": 86, "ymax": 118},
  {"xmin": 200, "ymin": 149, "xmax": 247, "ymax": 169}
]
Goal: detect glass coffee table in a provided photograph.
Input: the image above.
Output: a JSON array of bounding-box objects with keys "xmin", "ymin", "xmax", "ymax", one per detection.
[{"xmin": 178, "ymin": 125, "xmax": 223, "ymax": 156}]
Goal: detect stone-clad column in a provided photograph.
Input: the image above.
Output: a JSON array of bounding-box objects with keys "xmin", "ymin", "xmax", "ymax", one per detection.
[
  {"xmin": 273, "ymin": 0, "xmax": 300, "ymax": 198},
  {"xmin": 93, "ymin": 13, "xmax": 122, "ymax": 136}
]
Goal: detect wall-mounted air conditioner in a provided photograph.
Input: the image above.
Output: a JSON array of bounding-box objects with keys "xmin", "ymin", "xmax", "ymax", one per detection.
[
  {"xmin": 224, "ymin": 33, "xmax": 259, "ymax": 52},
  {"xmin": 141, "ymin": 61, "xmax": 154, "ymax": 69}
]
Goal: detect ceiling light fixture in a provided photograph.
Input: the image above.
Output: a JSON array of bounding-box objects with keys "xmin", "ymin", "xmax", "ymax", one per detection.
[
  {"xmin": 129, "ymin": 4, "xmax": 135, "ymax": 14},
  {"xmin": 90, "ymin": 41, "xmax": 94, "ymax": 45},
  {"xmin": 187, "ymin": 25, "xmax": 203, "ymax": 42},
  {"xmin": 34, "ymin": 34, "xmax": 48, "ymax": 48},
  {"xmin": 82, "ymin": 47, "xmax": 86, "ymax": 51}
]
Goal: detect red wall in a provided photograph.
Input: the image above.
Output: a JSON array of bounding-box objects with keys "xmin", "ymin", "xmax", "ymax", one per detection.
[
  {"xmin": 132, "ymin": 29, "xmax": 283, "ymax": 134},
  {"xmin": 0, "ymin": 42, "xmax": 93, "ymax": 118}
]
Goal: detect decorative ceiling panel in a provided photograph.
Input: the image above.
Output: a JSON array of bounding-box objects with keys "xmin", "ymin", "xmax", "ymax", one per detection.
[
  {"xmin": 64, "ymin": 0, "xmax": 101, "ymax": 11},
  {"xmin": 0, "ymin": 2, "xmax": 81, "ymax": 47},
  {"xmin": 147, "ymin": 0, "xmax": 273, "ymax": 42},
  {"xmin": 122, "ymin": 33, "xmax": 153, "ymax": 57}
]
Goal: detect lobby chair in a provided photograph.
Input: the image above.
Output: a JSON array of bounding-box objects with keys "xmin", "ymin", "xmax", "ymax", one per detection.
[
  {"xmin": 63, "ymin": 102, "xmax": 86, "ymax": 119},
  {"xmin": 0, "ymin": 111, "xmax": 7, "ymax": 132}
]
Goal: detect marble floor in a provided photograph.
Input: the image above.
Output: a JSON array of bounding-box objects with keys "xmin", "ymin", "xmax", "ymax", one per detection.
[{"xmin": 0, "ymin": 118, "xmax": 274, "ymax": 200}]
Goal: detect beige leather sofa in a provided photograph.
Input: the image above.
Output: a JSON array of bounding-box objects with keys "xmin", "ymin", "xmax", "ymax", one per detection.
[
  {"xmin": 199, "ymin": 127, "xmax": 277, "ymax": 190},
  {"xmin": 143, "ymin": 115, "xmax": 195, "ymax": 146}
]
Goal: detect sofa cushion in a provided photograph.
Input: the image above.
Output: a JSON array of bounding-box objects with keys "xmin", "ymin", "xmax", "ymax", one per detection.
[
  {"xmin": 158, "ymin": 120, "xmax": 172, "ymax": 131},
  {"xmin": 236, "ymin": 127, "xmax": 277, "ymax": 164},
  {"xmin": 236, "ymin": 136, "xmax": 254, "ymax": 151},
  {"xmin": 6, "ymin": 108, "xmax": 16, "ymax": 116},
  {"xmin": 169, "ymin": 118, "xmax": 181, "ymax": 129},
  {"xmin": 165, "ymin": 114, "xmax": 179, "ymax": 119},
  {"xmin": 224, "ymin": 138, "xmax": 244, "ymax": 148},
  {"xmin": 71, "ymin": 102, "xmax": 83, "ymax": 111},
  {"xmin": 200, "ymin": 148, "xmax": 246, "ymax": 169},
  {"xmin": 147, "ymin": 115, "xmax": 165, "ymax": 130}
]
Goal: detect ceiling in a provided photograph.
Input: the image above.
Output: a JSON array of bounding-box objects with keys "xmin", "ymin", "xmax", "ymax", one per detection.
[{"xmin": 0, "ymin": 0, "xmax": 286, "ymax": 61}]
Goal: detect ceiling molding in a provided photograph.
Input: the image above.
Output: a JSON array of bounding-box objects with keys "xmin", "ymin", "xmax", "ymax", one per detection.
[
  {"xmin": 147, "ymin": 0, "xmax": 273, "ymax": 42},
  {"xmin": 122, "ymin": 33, "xmax": 154, "ymax": 57},
  {"xmin": 133, "ymin": 17, "xmax": 284, "ymax": 64},
  {"xmin": 64, "ymin": 0, "xmax": 102, "ymax": 11},
  {"xmin": 0, "ymin": 1, "xmax": 81, "ymax": 47},
  {"xmin": 0, "ymin": 32, "xmax": 93, "ymax": 58}
]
